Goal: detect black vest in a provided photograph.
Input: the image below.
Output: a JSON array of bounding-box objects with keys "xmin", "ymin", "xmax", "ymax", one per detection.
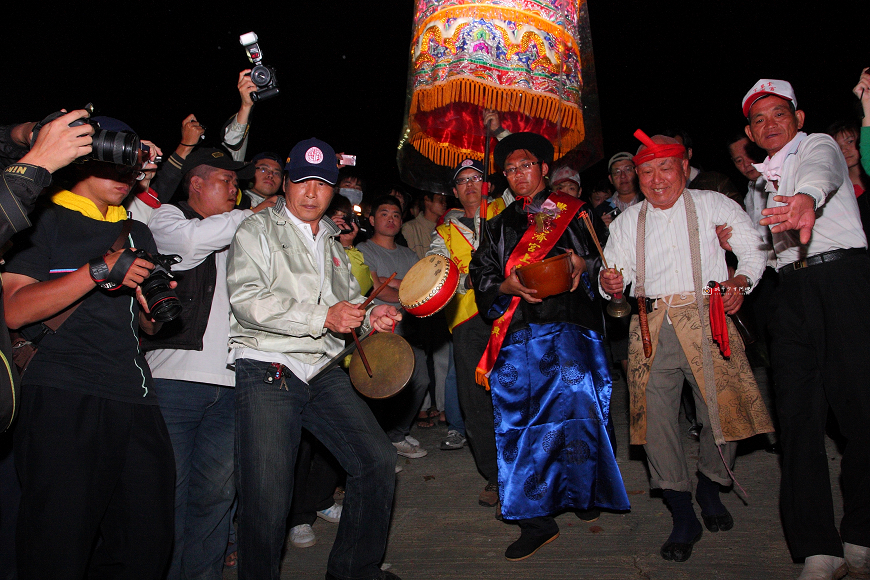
[{"xmin": 140, "ymin": 202, "xmax": 219, "ymax": 352}]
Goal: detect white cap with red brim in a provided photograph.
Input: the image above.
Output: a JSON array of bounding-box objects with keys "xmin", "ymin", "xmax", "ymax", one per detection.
[
  {"xmin": 550, "ymin": 166, "xmax": 581, "ymax": 188},
  {"xmin": 742, "ymin": 79, "xmax": 797, "ymax": 118}
]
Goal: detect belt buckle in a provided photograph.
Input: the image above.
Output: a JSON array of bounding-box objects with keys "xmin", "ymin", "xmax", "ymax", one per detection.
[{"xmin": 793, "ymin": 259, "xmax": 808, "ymax": 271}]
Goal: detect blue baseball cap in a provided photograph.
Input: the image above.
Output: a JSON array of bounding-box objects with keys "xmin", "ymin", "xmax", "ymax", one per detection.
[
  {"xmin": 451, "ymin": 158, "xmax": 485, "ymax": 181},
  {"xmin": 92, "ymin": 116, "xmax": 136, "ymax": 135},
  {"xmin": 285, "ymin": 138, "xmax": 339, "ymax": 185}
]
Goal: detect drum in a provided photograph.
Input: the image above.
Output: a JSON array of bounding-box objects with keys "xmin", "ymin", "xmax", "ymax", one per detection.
[
  {"xmin": 516, "ymin": 253, "xmax": 573, "ymax": 299},
  {"xmin": 349, "ymin": 332, "xmax": 415, "ymax": 399},
  {"xmin": 398, "ymin": 254, "xmax": 459, "ymax": 317}
]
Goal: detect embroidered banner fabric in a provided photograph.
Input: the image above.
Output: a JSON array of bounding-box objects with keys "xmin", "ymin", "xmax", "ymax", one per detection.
[{"xmin": 398, "ymin": 0, "xmax": 601, "ymax": 190}]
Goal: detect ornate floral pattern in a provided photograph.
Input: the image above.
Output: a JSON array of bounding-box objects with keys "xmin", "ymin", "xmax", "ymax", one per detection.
[
  {"xmin": 401, "ymin": 0, "xmax": 596, "ymax": 169},
  {"xmin": 626, "ymin": 297, "xmax": 774, "ymax": 445}
]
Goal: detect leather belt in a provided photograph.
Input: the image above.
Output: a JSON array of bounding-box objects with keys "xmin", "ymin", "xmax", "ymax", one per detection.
[{"xmin": 778, "ymin": 247, "xmax": 865, "ymax": 275}]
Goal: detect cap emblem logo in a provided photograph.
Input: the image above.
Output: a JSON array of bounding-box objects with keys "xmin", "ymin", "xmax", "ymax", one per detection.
[{"xmin": 305, "ymin": 147, "xmax": 324, "ymax": 164}]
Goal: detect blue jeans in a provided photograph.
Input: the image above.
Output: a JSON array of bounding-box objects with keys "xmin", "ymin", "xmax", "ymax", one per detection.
[
  {"xmin": 443, "ymin": 343, "xmax": 465, "ymax": 435},
  {"xmin": 234, "ymin": 359, "xmax": 396, "ymax": 580},
  {"xmin": 153, "ymin": 379, "xmax": 236, "ymax": 580}
]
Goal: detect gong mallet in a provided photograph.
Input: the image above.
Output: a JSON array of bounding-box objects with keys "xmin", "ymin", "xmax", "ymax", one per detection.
[
  {"xmin": 351, "ymin": 272, "xmax": 397, "ymax": 378},
  {"xmin": 579, "ymin": 211, "xmax": 630, "ymax": 318}
]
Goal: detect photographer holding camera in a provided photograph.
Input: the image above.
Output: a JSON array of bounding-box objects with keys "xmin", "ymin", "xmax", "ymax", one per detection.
[
  {"xmin": 2, "ymin": 116, "xmax": 177, "ymax": 579},
  {"xmin": 142, "ymin": 147, "xmax": 275, "ymax": 580},
  {"xmin": 0, "ymin": 109, "xmax": 95, "ymax": 246}
]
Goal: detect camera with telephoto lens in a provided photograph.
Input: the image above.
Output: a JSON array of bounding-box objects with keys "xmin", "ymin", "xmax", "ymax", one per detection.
[
  {"xmin": 134, "ymin": 249, "xmax": 183, "ymax": 322},
  {"xmin": 240, "ymin": 31, "xmax": 280, "ymax": 102},
  {"xmin": 30, "ymin": 103, "xmax": 141, "ymax": 166}
]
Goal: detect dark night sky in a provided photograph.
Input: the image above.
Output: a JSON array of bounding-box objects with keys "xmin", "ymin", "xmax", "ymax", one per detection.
[{"xmin": 1, "ymin": 1, "xmax": 865, "ymax": 196}]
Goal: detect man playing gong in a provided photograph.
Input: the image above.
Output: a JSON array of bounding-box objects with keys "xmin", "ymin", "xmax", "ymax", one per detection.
[
  {"xmin": 226, "ymin": 137, "xmax": 403, "ymax": 580},
  {"xmin": 469, "ymin": 132, "xmax": 628, "ymax": 561},
  {"xmin": 598, "ymin": 133, "xmax": 772, "ymax": 563}
]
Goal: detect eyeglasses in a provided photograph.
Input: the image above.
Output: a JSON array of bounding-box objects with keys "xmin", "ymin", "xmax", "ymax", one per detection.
[
  {"xmin": 455, "ymin": 174, "xmax": 483, "ymax": 185},
  {"xmin": 255, "ymin": 166, "xmax": 282, "ymax": 178},
  {"xmin": 503, "ymin": 161, "xmax": 540, "ymax": 176},
  {"xmin": 611, "ymin": 167, "xmax": 635, "ymax": 177}
]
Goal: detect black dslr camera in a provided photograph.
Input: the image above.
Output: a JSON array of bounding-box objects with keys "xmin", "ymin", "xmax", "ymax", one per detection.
[
  {"xmin": 31, "ymin": 104, "xmax": 141, "ymax": 166},
  {"xmin": 240, "ymin": 31, "xmax": 280, "ymax": 102},
  {"xmin": 134, "ymin": 250, "xmax": 183, "ymax": 322}
]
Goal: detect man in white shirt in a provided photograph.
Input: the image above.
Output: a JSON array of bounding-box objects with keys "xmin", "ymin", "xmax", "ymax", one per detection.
[
  {"xmin": 144, "ymin": 148, "xmax": 274, "ymax": 579},
  {"xmin": 743, "ymin": 78, "xmax": 870, "ymax": 580},
  {"xmin": 600, "ymin": 133, "xmax": 772, "ymax": 564},
  {"xmin": 226, "ymin": 138, "xmax": 403, "ymax": 580}
]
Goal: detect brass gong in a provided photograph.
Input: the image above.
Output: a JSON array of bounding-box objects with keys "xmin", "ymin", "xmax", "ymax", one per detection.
[{"xmin": 349, "ymin": 332, "xmax": 415, "ymax": 399}]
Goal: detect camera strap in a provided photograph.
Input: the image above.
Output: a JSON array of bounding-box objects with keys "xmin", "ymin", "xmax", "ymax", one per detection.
[
  {"xmin": 106, "ymin": 248, "xmax": 138, "ymax": 288},
  {"xmin": 40, "ymin": 220, "xmax": 132, "ymax": 334}
]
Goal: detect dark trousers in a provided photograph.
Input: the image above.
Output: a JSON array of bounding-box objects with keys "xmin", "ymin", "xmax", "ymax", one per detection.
[
  {"xmin": 0, "ymin": 429, "xmax": 19, "ymax": 580},
  {"xmin": 370, "ymin": 315, "xmax": 430, "ymax": 443},
  {"xmin": 153, "ymin": 379, "xmax": 236, "ymax": 580},
  {"xmin": 770, "ymin": 255, "xmax": 870, "ymax": 559},
  {"xmin": 453, "ymin": 314, "xmax": 499, "ymax": 484},
  {"xmin": 15, "ymin": 385, "xmax": 175, "ymax": 580},
  {"xmin": 289, "ymin": 429, "xmax": 342, "ymax": 528},
  {"xmin": 234, "ymin": 360, "xmax": 396, "ymax": 580}
]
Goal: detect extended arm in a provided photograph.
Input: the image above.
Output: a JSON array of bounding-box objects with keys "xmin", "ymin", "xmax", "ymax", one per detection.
[
  {"xmin": 4, "ymin": 249, "xmax": 155, "ymax": 330},
  {"xmin": 760, "ymin": 136, "xmax": 844, "ymax": 244},
  {"xmin": 148, "ymin": 206, "xmax": 253, "ymax": 270},
  {"xmin": 222, "ymin": 71, "xmax": 257, "ymax": 161}
]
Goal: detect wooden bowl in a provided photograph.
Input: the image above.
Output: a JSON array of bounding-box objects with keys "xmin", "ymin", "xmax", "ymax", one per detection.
[{"xmin": 515, "ymin": 253, "xmax": 573, "ymax": 299}]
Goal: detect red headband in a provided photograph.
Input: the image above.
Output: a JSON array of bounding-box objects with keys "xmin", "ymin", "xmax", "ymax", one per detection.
[{"xmin": 631, "ymin": 129, "xmax": 686, "ymax": 166}]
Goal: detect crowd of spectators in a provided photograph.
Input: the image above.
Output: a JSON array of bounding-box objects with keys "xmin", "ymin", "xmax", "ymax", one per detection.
[{"xmin": 0, "ymin": 66, "xmax": 868, "ymax": 580}]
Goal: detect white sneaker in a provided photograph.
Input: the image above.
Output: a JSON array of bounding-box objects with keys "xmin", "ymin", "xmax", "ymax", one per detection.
[
  {"xmin": 842, "ymin": 543, "xmax": 870, "ymax": 577},
  {"xmin": 289, "ymin": 524, "xmax": 316, "ymax": 548},
  {"xmin": 797, "ymin": 555, "xmax": 845, "ymax": 580},
  {"xmin": 393, "ymin": 439, "xmax": 427, "ymax": 458},
  {"xmin": 317, "ymin": 503, "xmax": 342, "ymax": 523}
]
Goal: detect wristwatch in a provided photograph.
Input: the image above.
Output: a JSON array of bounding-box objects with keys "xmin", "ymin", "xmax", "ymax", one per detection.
[{"xmin": 89, "ymin": 257, "xmax": 118, "ymax": 290}]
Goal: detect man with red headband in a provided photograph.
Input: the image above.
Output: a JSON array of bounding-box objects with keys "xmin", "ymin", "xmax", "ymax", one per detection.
[
  {"xmin": 470, "ymin": 132, "xmax": 628, "ymax": 561},
  {"xmin": 743, "ymin": 79, "xmax": 870, "ymax": 580},
  {"xmin": 599, "ymin": 132, "xmax": 772, "ymax": 563}
]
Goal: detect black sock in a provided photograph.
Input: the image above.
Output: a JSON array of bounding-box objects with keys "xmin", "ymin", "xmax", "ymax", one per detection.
[
  {"xmin": 662, "ymin": 490, "xmax": 702, "ymax": 543},
  {"xmin": 695, "ymin": 472, "xmax": 726, "ymax": 516}
]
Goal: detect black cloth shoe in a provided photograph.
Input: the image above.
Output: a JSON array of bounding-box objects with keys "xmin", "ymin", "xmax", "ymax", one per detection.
[
  {"xmin": 695, "ymin": 473, "xmax": 733, "ymax": 532},
  {"xmin": 661, "ymin": 490, "xmax": 703, "ymax": 562},
  {"xmin": 505, "ymin": 519, "xmax": 559, "ymax": 561},
  {"xmin": 576, "ymin": 508, "xmax": 601, "ymax": 522},
  {"xmin": 660, "ymin": 531, "xmax": 702, "ymax": 562},
  {"xmin": 701, "ymin": 511, "xmax": 734, "ymax": 533}
]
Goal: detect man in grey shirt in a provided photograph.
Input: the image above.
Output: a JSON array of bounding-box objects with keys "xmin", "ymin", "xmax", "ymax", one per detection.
[{"xmin": 358, "ymin": 195, "xmax": 430, "ymax": 460}]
